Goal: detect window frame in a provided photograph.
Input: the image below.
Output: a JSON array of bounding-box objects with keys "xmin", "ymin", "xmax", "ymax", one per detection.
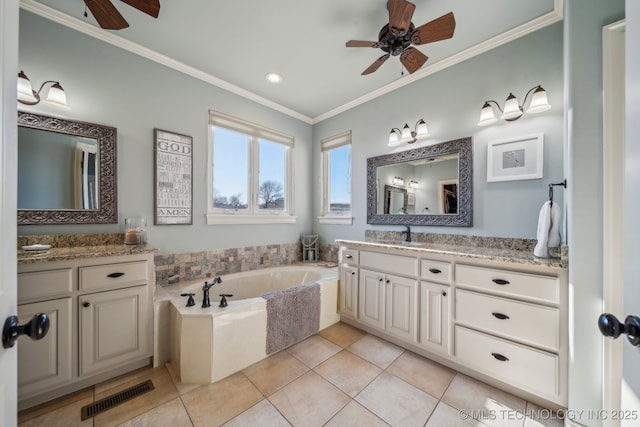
[
  {"xmin": 319, "ymin": 130, "xmax": 353, "ymax": 225},
  {"xmin": 207, "ymin": 110, "xmax": 296, "ymax": 224}
]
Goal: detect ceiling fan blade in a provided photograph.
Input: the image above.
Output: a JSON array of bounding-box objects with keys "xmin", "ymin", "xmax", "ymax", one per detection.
[
  {"xmin": 388, "ymin": 0, "xmax": 416, "ymax": 36},
  {"xmin": 84, "ymin": 0, "xmax": 129, "ymax": 29},
  {"xmin": 411, "ymin": 12, "xmax": 456, "ymax": 45},
  {"xmin": 120, "ymin": 0, "xmax": 160, "ymax": 18},
  {"xmin": 346, "ymin": 40, "xmax": 386, "ymax": 48},
  {"xmin": 400, "ymin": 47, "xmax": 428, "ymax": 74},
  {"xmin": 362, "ymin": 53, "xmax": 391, "ymax": 75}
]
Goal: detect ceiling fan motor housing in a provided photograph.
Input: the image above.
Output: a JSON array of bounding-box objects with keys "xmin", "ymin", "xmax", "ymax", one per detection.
[{"xmin": 378, "ymin": 23, "xmax": 415, "ymax": 56}]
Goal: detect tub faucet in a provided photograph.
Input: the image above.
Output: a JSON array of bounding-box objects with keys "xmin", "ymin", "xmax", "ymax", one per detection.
[
  {"xmin": 402, "ymin": 225, "xmax": 411, "ymax": 242},
  {"xmin": 202, "ymin": 276, "xmax": 222, "ymax": 308}
]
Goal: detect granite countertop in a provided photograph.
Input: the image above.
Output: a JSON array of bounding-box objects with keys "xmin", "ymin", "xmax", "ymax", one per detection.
[
  {"xmin": 17, "ymin": 244, "xmax": 158, "ymax": 265},
  {"xmin": 336, "ymin": 239, "xmax": 567, "ymax": 269}
]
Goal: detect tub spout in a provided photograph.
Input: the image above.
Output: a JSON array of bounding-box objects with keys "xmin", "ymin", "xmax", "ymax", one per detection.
[{"xmin": 202, "ymin": 276, "xmax": 223, "ymax": 308}]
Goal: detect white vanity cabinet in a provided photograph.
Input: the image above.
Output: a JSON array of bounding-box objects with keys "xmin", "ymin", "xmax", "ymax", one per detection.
[
  {"xmin": 453, "ymin": 263, "xmax": 566, "ymax": 404},
  {"xmin": 17, "ymin": 252, "xmax": 155, "ymax": 409},
  {"xmin": 337, "ymin": 240, "xmax": 568, "ymax": 408}
]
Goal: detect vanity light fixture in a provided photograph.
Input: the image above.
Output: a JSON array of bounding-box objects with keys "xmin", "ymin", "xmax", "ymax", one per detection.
[
  {"xmin": 392, "ymin": 176, "xmax": 405, "ymax": 186},
  {"xmin": 477, "ymin": 85, "xmax": 550, "ymax": 126},
  {"xmin": 408, "ymin": 180, "xmax": 419, "ymax": 189},
  {"xmin": 388, "ymin": 119, "xmax": 429, "ymax": 146},
  {"xmin": 17, "ymin": 71, "xmax": 70, "ymax": 110}
]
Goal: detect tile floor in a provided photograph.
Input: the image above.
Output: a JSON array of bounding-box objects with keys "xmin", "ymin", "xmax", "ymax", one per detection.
[{"xmin": 18, "ymin": 322, "xmax": 564, "ymax": 427}]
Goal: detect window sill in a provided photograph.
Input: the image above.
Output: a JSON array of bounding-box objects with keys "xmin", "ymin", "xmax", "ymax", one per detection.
[
  {"xmin": 318, "ymin": 215, "xmax": 353, "ymax": 225},
  {"xmin": 206, "ymin": 213, "xmax": 297, "ymax": 225}
]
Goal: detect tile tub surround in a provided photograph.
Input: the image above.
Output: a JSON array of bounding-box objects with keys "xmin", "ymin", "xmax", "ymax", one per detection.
[{"xmin": 155, "ymin": 242, "xmax": 339, "ymax": 287}]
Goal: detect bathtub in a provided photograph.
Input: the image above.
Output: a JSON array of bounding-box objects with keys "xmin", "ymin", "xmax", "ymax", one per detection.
[{"xmin": 165, "ymin": 265, "xmax": 339, "ymax": 383}]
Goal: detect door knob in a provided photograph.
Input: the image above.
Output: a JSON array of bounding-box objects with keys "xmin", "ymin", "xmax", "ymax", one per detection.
[
  {"xmin": 598, "ymin": 313, "xmax": 640, "ymax": 346},
  {"xmin": 2, "ymin": 313, "xmax": 50, "ymax": 349}
]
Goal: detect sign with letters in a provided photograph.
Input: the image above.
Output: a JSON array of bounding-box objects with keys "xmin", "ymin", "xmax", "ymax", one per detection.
[{"xmin": 154, "ymin": 129, "xmax": 193, "ymax": 225}]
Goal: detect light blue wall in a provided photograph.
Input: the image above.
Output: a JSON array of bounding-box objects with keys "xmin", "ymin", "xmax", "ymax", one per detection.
[
  {"xmin": 17, "ymin": 12, "xmax": 313, "ymax": 254},
  {"xmin": 313, "ymin": 23, "xmax": 565, "ymax": 245}
]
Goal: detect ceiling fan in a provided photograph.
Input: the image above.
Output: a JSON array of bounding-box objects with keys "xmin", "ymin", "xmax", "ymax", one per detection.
[
  {"xmin": 84, "ymin": 0, "xmax": 160, "ymax": 30},
  {"xmin": 346, "ymin": 0, "xmax": 455, "ymax": 75}
]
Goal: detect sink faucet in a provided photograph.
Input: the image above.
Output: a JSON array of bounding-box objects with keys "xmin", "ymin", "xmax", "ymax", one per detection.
[
  {"xmin": 402, "ymin": 225, "xmax": 411, "ymax": 242},
  {"xmin": 202, "ymin": 276, "xmax": 222, "ymax": 308}
]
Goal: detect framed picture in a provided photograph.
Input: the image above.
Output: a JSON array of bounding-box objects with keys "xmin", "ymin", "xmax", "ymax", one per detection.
[
  {"xmin": 487, "ymin": 133, "xmax": 544, "ymax": 182},
  {"xmin": 154, "ymin": 129, "xmax": 193, "ymax": 225}
]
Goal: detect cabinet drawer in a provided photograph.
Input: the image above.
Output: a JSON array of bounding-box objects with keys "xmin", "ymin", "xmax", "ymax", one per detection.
[
  {"xmin": 18, "ymin": 269, "xmax": 72, "ymax": 303},
  {"xmin": 420, "ymin": 259, "xmax": 452, "ymax": 283},
  {"xmin": 455, "ymin": 326, "xmax": 558, "ymax": 397},
  {"xmin": 340, "ymin": 248, "xmax": 359, "ymax": 264},
  {"xmin": 79, "ymin": 261, "xmax": 148, "ymax": 291},
  {"xmin": 360, "ymin": 251, "xmax": 417, "ymax": 276},
  {"xmin": 455, "ymin": 264, "xmax": 559, "ymax": 304},
  {"xmin": 456, "ymin": 290, "xmax": 559, "ymax": 350}
]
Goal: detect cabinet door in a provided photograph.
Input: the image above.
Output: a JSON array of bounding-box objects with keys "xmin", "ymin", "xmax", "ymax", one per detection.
[
  {"xmin": 385, "ymin": 274, "xmax": 417, "ymax": 342},
  {"xmin": 18, "ymin": 298, "xmax": 72, "ymax": 399},
  {"xmin": 419, "ymin": 281, "xmax": 450, "ymax": 354},
  {"xmin": 79, "ymin": 285, "xmax": 150, "ymax": 376},
  {"xmin": 359, "ymin": 269, "xmax": 385, "ymax": 329},
  {"xmin": 339, "ymin": 265, "xmax": 358, "ymax": 318}
]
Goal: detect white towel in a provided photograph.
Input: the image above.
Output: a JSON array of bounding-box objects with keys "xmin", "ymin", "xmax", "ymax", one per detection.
[{"xmin": 533, "ymin": 201, "xmax": 562, "ymax": 258}]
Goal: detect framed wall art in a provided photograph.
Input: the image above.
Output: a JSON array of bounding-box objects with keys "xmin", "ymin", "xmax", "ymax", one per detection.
[
  {"xmin": 487, "ymin": 133, "xmax": 544, "ymax": 182},
  {"xmin": 154, "ymin": 129, "xmax": 193, "ymax": 225}
]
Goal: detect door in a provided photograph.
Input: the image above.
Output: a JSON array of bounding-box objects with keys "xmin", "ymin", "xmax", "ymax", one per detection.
[
  {"xmin": 339, "ymin": 265, "xmax": 358, "ymax": 318},
  {"xmin": 601, "ymin": 6, "xmax": 640, "ymax": 425},
  {"xmin": 79, "ymin": 286, "xmax": 150, "ymax": 376},
  {"xmin": 359, "ymin": 269, "xmax": 384, "ymax": 329},
  {"xmin": 419, "ymin": 281, "xmax": 449, "ymax": 353},
  {"xmin": 0, "ymin": 1, "xmax": 19, "ymax": 426},
  {"xmin": 385, "ymin": 274, "xmax": 417, "ymax": 341}
]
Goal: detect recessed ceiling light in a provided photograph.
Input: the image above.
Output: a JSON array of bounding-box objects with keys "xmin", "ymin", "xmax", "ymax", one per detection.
[{"xmin": 265, "ymin": 72, "xmax": 283, "ymax": 84}]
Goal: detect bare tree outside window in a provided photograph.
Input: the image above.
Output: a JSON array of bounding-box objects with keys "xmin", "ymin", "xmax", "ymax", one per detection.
[{"xmin": 259, "ymin": 180, "xmax": 283, "ymax": 209}]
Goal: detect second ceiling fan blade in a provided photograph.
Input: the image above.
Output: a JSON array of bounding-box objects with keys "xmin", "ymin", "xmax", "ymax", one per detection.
[
  {"xmin": 400, "ymin": 47, "xmax": 428, "ymax": 74},
  {"xmin": 411, "ymin": 12, "xmax": 456, "ymax": 45},
  {"xmin": 362, "ymin": 53, "xmax": 391, "ymax": 75},
  {"xmin": 388, "ymin": 0, "xmax": 415, "ymax": 36},
  {"xmin": 120, "ymin": 0, "xmax": 160, "ymax": 18},
  {"xmin": 85, "ymin": 0, "xmax": 129, "ymax": 29},
  {"xmin": 346, "ymin": 40, "xmax": 386, "ymax": 48}
]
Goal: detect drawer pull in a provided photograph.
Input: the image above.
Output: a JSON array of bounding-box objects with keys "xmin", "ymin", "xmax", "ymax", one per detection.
[
  {"xmin": 492, "ymin": 279, "xmax": 510, "ymax": 285},
  {"xmin": 492, "ymin": 312, "xmax": 510, "ymax": 320},
  {"xmin": 345, "ymin": 254, "xmax": 353, "ymax": 259},
  {"xmin": 428, "ymin": 268, "xmax": 442, "ymax": 274},
  {"xmin": 491, "ymin": 352, "xmax": 509, "ymax": 362},
  {"xmin": 107, "ymin": 272, "xmax": 125, "ymax": 278}
]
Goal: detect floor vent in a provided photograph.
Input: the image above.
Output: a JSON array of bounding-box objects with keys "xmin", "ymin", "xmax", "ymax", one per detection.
[{"xmin": 81, "ymin": 379, "xmax": 154, "ymax": 420}]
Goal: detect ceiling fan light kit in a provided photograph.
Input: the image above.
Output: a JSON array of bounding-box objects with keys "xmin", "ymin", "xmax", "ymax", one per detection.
[
  {"xmin": 84, "ymin": 0, "xmax": 160, "ymax": 30},
  {"xmin": 477, "ymin": 85, "xmax": 551, "ymax": 126},
  {"xmin": 346, "ymin": 0, "xmax": 456, "ymax": 75}
]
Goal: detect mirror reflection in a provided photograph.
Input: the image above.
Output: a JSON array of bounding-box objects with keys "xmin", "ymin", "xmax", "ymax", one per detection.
[
  {"xmin": 377, "ymin": 154, "xmax": 458, "ymax": 215},
  {"xmin": 367, "ymin": 137, "xmax": 473, "ymax": 226},
  {"xmin": 18, "ymin": 127, "xmax": 98, "ymax": 210}
]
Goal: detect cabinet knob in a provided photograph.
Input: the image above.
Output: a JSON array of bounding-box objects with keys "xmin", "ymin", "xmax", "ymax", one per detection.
[
  {"xmin": 82, "ymin": 302, "xmax": 91, "ymax": 308},
  {"xmin": 2, "ymin": 313, "xmax": 50, "ymax": 349},
  {"xmin": 442, "ymin": 291, "xmax": 447, "ymax": 297},
  {"xmin": 492, "ymin": 279, "xmax": 510, "ymax": 285},
  {"xmin": 351, "ymin": 271, "xmax": 356, "ymax": 275},
  {"xmin": 491, "ymin": 352, "xmax": 509, "ymax": 362},
  {"xmin": 378, "ymin": 278, "xmax": 383, "ymax": 282},
  {"xmin": 386, "ymin": 279, "xmax": 390, "ymax": 284}
]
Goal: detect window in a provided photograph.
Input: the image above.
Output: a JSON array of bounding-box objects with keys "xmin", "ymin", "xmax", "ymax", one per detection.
[
  {"xmin": 207, "ymin": 111, "xmax": 295, "ymax": 224},
  {"xmin": 319, "ymin": 130, "xmax": 352, "ymax": 224}
]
